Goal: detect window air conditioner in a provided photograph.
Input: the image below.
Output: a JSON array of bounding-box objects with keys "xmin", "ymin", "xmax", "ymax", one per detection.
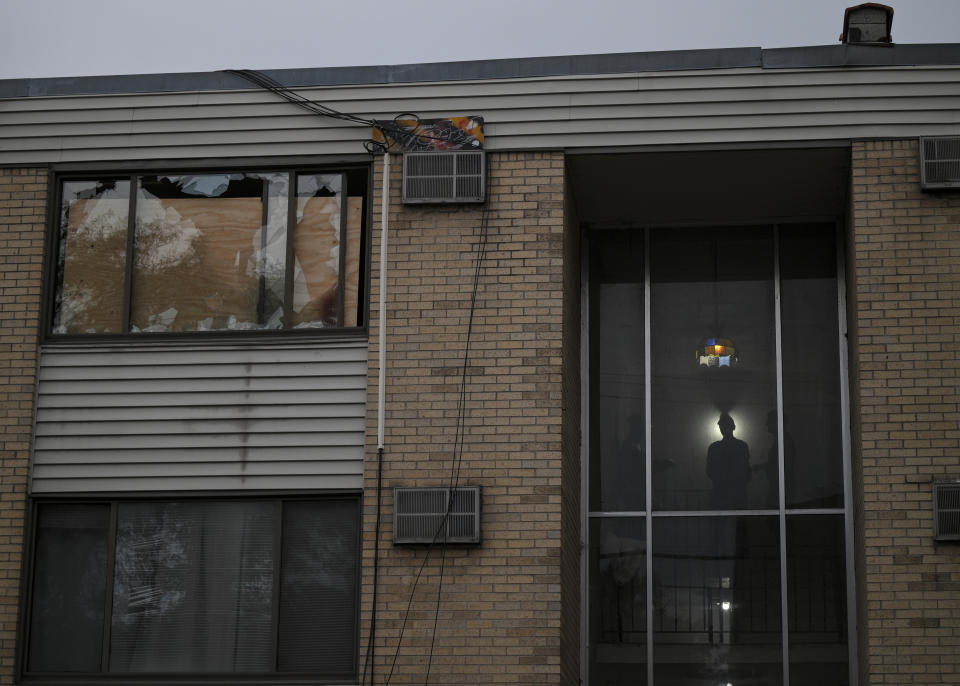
[
  {"xmin": 393, "ymin": 486, "xmax": 481, "ymax": 544},
  {"xmin": 402, "ymin": 151, "xmax": 485, "ymax": 204},
  {"xmin": 920, "ymin": 136, "xmax": 960, "ymax": 190},
  {"xmin": 934, "ymin": 481, "xmax": 960, "ymax": 542}
]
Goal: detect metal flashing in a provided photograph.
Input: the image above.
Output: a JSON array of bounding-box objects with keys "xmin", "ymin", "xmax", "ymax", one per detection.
[
  {"xmin": 0, "ymin": 48, "xmax": 761, "ymax": 99},
  {"xmin": 4, "ymin": 43, "xmax": 960, "ymax": 101}
]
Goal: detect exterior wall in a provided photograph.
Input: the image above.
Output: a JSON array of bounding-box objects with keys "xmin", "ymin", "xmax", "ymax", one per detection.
[
  {"xmin": 0, "ymin": 168, "xmax": 46, "ymax": 683},
  {"xmin": 32, "ymin": 340, "xmax": 368, "ymax": 493},
  {"xmin": 4, "ymin": 63, "xmax": 960, "ymax": 164},
  {"xmin": 850, "ymin": 139, "xmax": 960, "ymax": 684},
  {"xmin": 361, "ymin": 151, "xmax": 566, "ymax": 684},
  {"xmin": 559, "ymin": 176, "xmax": 581, "ymax": 686}
]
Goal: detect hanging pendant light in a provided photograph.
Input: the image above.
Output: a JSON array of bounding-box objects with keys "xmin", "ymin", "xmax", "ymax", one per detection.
[
  {"xmin": 697, "ymin": 336, "xmax": 739, "ymax": 368},
  {"xmin": 696, "ymin": 237, "xmax": 740, "ymax": 368}
]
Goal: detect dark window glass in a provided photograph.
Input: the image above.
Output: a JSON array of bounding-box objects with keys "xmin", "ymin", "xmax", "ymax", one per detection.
[
  {"xmin": 110, "ymin": 502, "xmax": 275, "ymax": 672},
  {"xmin": 651, "ymin": 227, "xmax": 777, "ymax": 511},
  {"xmin": 787, "ymin": 515, "xmax": 848, "ymax": 685},
  {"xmin": 653, "ymin": 516, "xmax": 782, "ymax": 685},
  {"xmin": 26, "ymin": 498, "xmax": 358, "ymax": 677},
  {"xmin": 279, "ymin": 500, "xmax": 358, "ymax": 673},
  {"xmin": 589, "ymin": 517, "xmax": 647, "ymax": 685},
  {"xmin": 28, "ymin": 504, "xmax": 109, "ymax": 672},
  {"xmin": 54, "ymin": 179, "xmax": 129, "ymax": 334},
  {"xmin": 780, "ymin": 224, "xmax": 844, "ymax": 509},
  {"xmin": 589, "ymin": 231, "xmax": 646, "ymax": 512}
]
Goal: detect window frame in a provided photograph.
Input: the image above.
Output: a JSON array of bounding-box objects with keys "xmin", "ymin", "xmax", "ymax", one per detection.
[
  {"xmin": 18, "ymin": 493, "xmax": 362, "ymax": 684},
  {"xmin": 580, "ymin": 222, "xmax": 857, "ymax": 686},
  {"xmin": 41, "ymin": 163, "xmax": 372, "ymax": 342}
]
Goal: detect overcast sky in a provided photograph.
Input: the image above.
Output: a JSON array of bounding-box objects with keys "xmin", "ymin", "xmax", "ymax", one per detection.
[{"xmin": 2, "ymin": 0, "xmax": 959, "ymax": 81}]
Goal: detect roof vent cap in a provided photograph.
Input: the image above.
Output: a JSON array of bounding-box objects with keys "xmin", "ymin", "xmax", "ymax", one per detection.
[{"xmin": 840, "ymin": 3, "xmax": 894, "ymax": 44}]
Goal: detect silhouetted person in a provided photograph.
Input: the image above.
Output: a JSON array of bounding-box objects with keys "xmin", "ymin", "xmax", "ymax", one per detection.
[{"xmin": 706, "ymin": 412, "xmax": 751, "ymax": 509}]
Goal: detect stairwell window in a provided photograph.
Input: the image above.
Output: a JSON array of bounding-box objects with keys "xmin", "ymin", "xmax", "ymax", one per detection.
[{"xmin": 50, "ymin": 168, "xmax": 366, "ymax": 335}]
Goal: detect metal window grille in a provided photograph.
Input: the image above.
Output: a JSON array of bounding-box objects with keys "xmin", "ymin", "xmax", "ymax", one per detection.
[
  {"xmin": 393, "ymin": 486, "xmax": 481, "ymax": 544},
  {"xmin": 402, "ymin": 151, "xmax": 485, "ymax": 203},
  {"xmin": 934, "ymin": 482, "xmax": 960, "ymax": 541},
  {"xmin": 920, "ymin": 136, "xmax": 960, "ymax": 190}
]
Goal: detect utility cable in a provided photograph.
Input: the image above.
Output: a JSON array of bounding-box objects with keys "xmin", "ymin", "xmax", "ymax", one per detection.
[
  {"xmin": 225, "ymin": 69, "xmax": 449, "ymax": 153},
  {"xmin": 425, "ymin": 205, "xmax": 490, "ymax": 685},
  {"xmin": 384, "ymin": 205, "xmax": 490, "ymax": 686}
]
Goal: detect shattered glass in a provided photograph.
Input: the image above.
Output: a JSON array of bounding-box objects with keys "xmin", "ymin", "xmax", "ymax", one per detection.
[
  {"xmin": 130, "ymin": 173, "xmax": 287, "ymax": 332},
  {"xmin": 290, "ymin": 174, "xmax": 342, "ymax": 328},
  {"xmin": 53, "ymin": 179, "xmax": 130, "ymax": 334}
]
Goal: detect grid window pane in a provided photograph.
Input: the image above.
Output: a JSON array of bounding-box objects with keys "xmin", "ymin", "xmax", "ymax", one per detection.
[
  {"xmin": 290, "ymin": 174, "xmax": 343, "ymax": 328},
  {"xmin": 131, "ymin": 173, "xmax": 287, "ymax": 332},
  {"xmin": 589, "ymin": 517, "xmax": 648, "ymax": 686},
  {"xmin": 279, "ymin": 500, "xmax": 359, "ymax": 673},
  {"xmin": 109, "ymin": 502, "xmax": 275, "ymax": 672},
  {"xmin": 653, "ymin": 516, "xmax": 782, "ymax": 685},
  {"xmin": 780, "ymin": 224, "xmax": 844, "ymax": 509},
  {"xmin": 589, "ymin": 231, "xmax": 646, "ymax": 512},
  {"xmin": 54, "ymin": 179, "xmax": 129, "ymax": 334},
  {"xmin": 651, "ymin": 227, "xmax": 777, "ymax": 511},
  {"xmin": 787, "ymin": 515, "xmax": 849, "ymax": 685},
  {"xmin": 28, "ymin": 504, "xmax": 110, "ymax": 672}
]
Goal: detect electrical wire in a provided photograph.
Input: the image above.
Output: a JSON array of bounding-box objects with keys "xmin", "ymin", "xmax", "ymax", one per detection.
[
  {"xmin": 425, "ymin": 204, "xmax": 490, "ymax": 685},
  {"xmin": 360, "ymin": 445, "xmax": 385, "ymax": 686},
  {"xmin": 225, "ymin": 69, "xmax": 451, "ymax": 154},
  {"xmin": 383, "ymin": 204, "xmax": 490, "ymax": 686},
  {"xmin": 224, "ymin": 67, "xmax": 491, "ymax": 681}
]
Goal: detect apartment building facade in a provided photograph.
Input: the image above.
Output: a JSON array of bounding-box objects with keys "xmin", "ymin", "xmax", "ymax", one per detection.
[{"xmin": 0, "ymin": 34, "xmax": 959, "ymax": 686}]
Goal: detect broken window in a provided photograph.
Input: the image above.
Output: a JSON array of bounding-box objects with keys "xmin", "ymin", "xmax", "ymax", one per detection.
[{"xmin": 52, "ymin": 169, "xmax": 367, "ymax": 335}]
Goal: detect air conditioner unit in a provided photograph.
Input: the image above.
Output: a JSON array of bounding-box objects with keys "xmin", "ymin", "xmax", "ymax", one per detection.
[
  {"xmin": 402, "ymin": 151, "xmax": 485, "ymax": 204},
  {"xmin": 920, "ymin": 136, "xmax": 960, "ymax": 190},
  {"xmin": 934, "ymin": 481, "xmax": 960, "ymax": 542},
  {"xmin": 393, "ymin": 486, "xmax": 481, "ymax": 544}
]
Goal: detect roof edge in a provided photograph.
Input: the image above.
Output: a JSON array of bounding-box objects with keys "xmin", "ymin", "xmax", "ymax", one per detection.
[{"xmin": 2, "ymin": 43, "xmax": 960, "ymax": 99}]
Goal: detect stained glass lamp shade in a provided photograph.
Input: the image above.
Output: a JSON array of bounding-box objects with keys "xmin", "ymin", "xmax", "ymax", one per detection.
[{"xmin": 697, "ymin": 337, "xmax": 738, "ymax": 367}]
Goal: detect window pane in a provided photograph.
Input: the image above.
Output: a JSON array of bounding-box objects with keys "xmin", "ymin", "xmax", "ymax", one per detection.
[
  {"xmin": 788, "ymin": 515, "xmax": 848, "ymax": 685},
  {"xmin": 589, "ymin": 517, "xmax": 647, "ymax": 685},
  {"xmin": 589, "ymin": 231, "xmax": 646, "ymax": 512},
  {"xmin": 28, "ymin": 504, "xmax": 109, "ymax": 672},
  {"xmin": 54, "ymin": 179, "xmax": 129, "ymax": 333},
  {"xmin": 278, "ymin": 499, "xmax": 359, "ymax": 673},
  {"xmin": 110, "ymin": 502, "xmax": 275, "ymax": 672},
  {"xmin": 651, "ymin": 227, "xmax": 777, "ymax": 511},
  {"xmin": 653, "ymin": 516, "xmax": 782, "ymax": 685},
  {"xmin": 131, "ymin": 173, "xmax": 288, "ymax": 332},
  {"xmin": 343, "ymin": 192, "xmax": 365, "ymax": 327},
  {"xmin": 780, "ymin": 224, "xmax": 844, "ymax": 509},
  {"xmin": 290, "ymin": 174, "xmax": 343, "ymax": 328}
]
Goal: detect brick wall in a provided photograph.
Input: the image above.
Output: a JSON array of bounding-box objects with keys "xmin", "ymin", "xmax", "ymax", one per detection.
[
  {"xmin": 850, "ymin": 140, "xmax": 960, "ymax": 684},
  {"xmin": 0, "ymin": 168, "xmax": 46, "ymax": 683},
  {"xmin": 559, "ymin": 177, "xmax": 581, "ymax": 686},
  {"xmin": 361, "ymin": 151, "xmax": 567, "ymax": 684}
]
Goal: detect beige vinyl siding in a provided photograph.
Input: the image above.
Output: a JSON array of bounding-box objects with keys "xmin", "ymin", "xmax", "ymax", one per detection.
[
  {"xmin": 31, "ymin": 339, "xmax": 367, "ymax": 493},
  {"xmin": 2, "ymin": 65, "xmax": 960, "ymax": 163}
]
